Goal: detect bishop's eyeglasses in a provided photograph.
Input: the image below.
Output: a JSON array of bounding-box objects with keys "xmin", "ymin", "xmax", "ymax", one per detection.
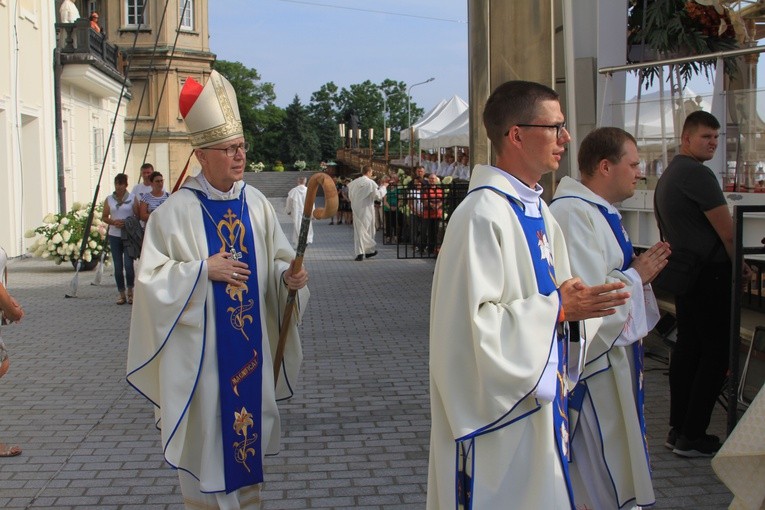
[{"xmin": 205, "ymin": 142, "xmax": 250, "ymax": 157}]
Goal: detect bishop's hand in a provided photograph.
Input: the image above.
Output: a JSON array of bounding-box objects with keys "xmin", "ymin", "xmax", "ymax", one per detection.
[{"xmin": 206, "ymin": 251, "xmax": 251, "ymax": 287}]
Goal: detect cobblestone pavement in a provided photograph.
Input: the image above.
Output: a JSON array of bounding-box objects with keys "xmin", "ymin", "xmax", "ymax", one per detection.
[{"xmin": 0, "ymin": 197, "xmax": 733, "ymax": 509}]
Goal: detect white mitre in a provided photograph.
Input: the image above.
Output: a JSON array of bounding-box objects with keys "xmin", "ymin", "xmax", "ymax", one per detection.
[{"xmin": 178, "ymin": 70, "xmax": 243, "ymax": 148}]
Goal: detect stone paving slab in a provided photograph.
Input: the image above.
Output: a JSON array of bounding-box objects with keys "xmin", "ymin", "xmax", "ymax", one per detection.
[{"xmin": 0, "ymin": 197, "xmax": 733, "ymax": 509}]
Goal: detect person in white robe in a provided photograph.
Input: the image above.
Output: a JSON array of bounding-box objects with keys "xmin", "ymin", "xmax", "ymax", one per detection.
[
  {"xmin": 284, "ymin": 177, "xmax": 314, "ymax": 248},
  {"xmin": 453, "ymin": 154, "xmax": 472, "ymax": 180},
  {"xmin": 427, "ymin": 81, "xmax": 630, "ymax": 510},
  {"xmin": 59, "ymin": 0, "xmax": 80, "ymax": 23},
  {"xmin": 437, "ymin": 154, "xmax": 455, "ymax": 177},
  {"xmin": 348, "ymin": 165, "xmax": 386, "ymax": 261},
  {"xmin": 550, "ymin": 127, "xmax": 670, "ymax": 509},
  {"xmin": 127, "ymin": 70, "xmax": 309, "ymax": 510}
]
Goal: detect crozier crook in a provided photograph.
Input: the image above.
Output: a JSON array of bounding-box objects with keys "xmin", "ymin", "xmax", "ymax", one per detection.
[{"xmin": 273, "ymin": 172, "xmax": 339, "ymax": 382}]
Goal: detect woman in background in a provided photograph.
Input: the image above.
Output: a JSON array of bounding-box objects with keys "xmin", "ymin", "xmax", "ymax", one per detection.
[
  {"xmin": 102, "ymin": 173, "xmax": 136, "ymax": 305},
  {"xmin": 138, "ymin": 171, "xmax": 170, "ymax": 222}
]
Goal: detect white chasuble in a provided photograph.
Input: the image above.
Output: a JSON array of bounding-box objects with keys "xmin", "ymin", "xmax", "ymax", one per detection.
[
  {"xmin": 550, "ymin": 176, "xmax": 657, "ymax": 509},
  {"xmin": 427, "ymin": 165, "xmax": 576, "ymax": 510},
  {"xmin": 127, "ymin": 175, "xmax": 308, "ymax": 500}
]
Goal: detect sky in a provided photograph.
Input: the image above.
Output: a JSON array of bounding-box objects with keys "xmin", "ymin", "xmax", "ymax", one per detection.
[{"xmin": 208, "ymin": 0, "xmax": 469, "ymax": 113}]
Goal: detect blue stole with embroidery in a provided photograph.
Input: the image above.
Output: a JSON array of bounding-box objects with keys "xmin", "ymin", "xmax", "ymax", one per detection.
[
  {"xmin": 506, "ymin": 198, "xmax": 575, "ymax": 508},
  {"xmin": 193, "ymin": 188, "xmax": 264, "ymax": 493},
  {"xmin": 594, "ymin": 202, "xmax": 650, "ymax": 468},
  {"xmin": 560, "ymin": 196, "xmax": 650, "ymax": 468}
]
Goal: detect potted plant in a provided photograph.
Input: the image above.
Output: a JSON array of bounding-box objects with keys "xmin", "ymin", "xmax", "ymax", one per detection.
[
  {"xmin": 248, "ymin": 161, "xmax": 265, "ymax": 173},
  {"xmin": 25, "ymin": 202, "xmax": 110, "ymax": 269},
  {"xmin": 628, "ymin": 0, "xmax": 741, "ymax": 86}
]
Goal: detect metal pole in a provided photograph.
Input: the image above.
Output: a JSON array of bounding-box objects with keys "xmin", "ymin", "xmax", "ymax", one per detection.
[
  {"xmin": 53, "ymin": 46, "xmax": 67, "ymax": 213},
  {"xmin": 599, "ymin": 45, "xmax": 765, "ymax": 75},
  {"xmin": 728, "ymin": 206, "xmax": 744, "ymax": 434},
  {"xmin": 407, "ymin": 77, "xmax": 435, "ymax": 172}
]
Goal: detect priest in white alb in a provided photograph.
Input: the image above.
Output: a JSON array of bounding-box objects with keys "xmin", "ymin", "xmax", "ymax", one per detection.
[
  {"xmin": 284, "ymin": 176, "xmax": 313, "ymax": 248},
  {"xmin": 347, "ymin": 165, "xmax": 386, "ymax": 261},
  {"xmin": 126, "ymin": 70, "xmax": 309, "ymax": 509},
  {"xmin": 427, "ymin": 81, "xmax": 629, "ymax": 510},
  {"xmin": 550, "ymin": 127, "xmax": 670, "ymax": 509}
]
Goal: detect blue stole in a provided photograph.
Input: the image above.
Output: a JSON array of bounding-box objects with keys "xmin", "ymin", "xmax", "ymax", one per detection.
[
  {"xmin": 506, "ymin": 199, "xmax": 575, "ymax": 509},
  {"xmin": 463, "ymin": 186, "xmax": 574, "ymax": 507},
  {"xmin": 559, "ymin": 196, "xmax": 650, "ymax": 469},
  {"xmin": 193, "ymin": 188, "xmax": 264, "ymax": 494}
]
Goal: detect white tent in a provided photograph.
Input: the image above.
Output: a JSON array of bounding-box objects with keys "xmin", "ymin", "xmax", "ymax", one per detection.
[
  {"xmin": 420, "ymin": 108, "xmax": 469, "ymax": 149},
  {"xmin": 401, "ymin": 95, "xmax": 468, "ymax": 141},
  {"xmin": 399, "ymin": 98, "xmax": 447, "ymax": 142},
  {"xmin": 621, "ymin": 88, "xmax": 712, "ymax": 142}
]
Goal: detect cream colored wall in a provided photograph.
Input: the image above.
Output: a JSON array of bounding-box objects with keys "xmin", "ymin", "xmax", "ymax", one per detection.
[
  {"xmin": 59, "ymin": 86, "xmax": 127, "ymax": 207},
  {"xmin": 0, "ymin": 0, "xmax": 57, "ymax": 257}
]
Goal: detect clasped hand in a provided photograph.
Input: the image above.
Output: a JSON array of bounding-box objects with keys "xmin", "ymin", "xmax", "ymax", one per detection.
[
  {"xmin": 631, "ymin": 241, "xmax": 671, "ymax": 285},
  {"xmin": 559, "ymin": 278, "xmax": 630, "ymax": 322}
]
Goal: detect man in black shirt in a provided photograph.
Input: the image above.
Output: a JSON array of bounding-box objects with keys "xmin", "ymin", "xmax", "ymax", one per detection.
[{"xmin": 655, "ymin": 111, "xmax": 751, "ymax": 457}]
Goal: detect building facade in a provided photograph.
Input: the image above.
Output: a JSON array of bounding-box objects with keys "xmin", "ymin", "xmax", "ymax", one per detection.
[{"xmin": 0, "ymin": 0, "xmax": 58, "ymax": 257}]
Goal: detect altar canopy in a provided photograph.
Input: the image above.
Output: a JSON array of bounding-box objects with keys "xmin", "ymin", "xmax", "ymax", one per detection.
[
  {"xmin": 400, "ymin": 95, "xmax": 468, "ymax": 141},
  {"xmin": 420, "ymin": 108, "xmax": 469, "ymax": 149}
]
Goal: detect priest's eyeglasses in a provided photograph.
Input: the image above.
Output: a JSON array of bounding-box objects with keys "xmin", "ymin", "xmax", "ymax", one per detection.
[
  {"xmin": 509, "ymin": 122, "xmax": 567, "ymax": 139},
  {"xmin": 206, "ymin": 142, "xmax": 250, "ymax": 157}
]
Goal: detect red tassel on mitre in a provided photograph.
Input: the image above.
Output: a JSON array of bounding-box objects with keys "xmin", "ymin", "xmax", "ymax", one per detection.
[{"xmin": 179, "ymin": 77, "xmax": 204, "ymax": 119}]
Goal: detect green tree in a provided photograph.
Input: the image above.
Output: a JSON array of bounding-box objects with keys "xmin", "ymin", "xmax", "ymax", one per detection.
[
  {"xmin": 281, "ymin": 95, "xmax": 321, "ymax": 166},
  {"xmin": 253, "ymin": 104, "xmax": 286, "ymax": 166},
  {"xmin": 308, "ymin": 82, "xmax": 342, "ymax": 162},
  {"xmin": 378, "ymin": 79, "xmax": 412, "ymax": 154},
  {"xmin": 212, "ymin": 60, "xmax": 279, "ymax": 163},
  {"xmin": 334, "ymin": 79, "xmax": 422, "ymax": 156}
]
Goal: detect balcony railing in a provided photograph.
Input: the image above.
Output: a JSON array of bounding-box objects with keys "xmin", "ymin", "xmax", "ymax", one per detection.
[{"xmin": 55, "ymin": 20, "xmax": 123, "ymax": 77}]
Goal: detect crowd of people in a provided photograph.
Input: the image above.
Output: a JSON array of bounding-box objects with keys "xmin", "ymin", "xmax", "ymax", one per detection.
[
  {"xmin": 325, "ymin": 163, "xmax": 457, "ymax": 259},
  {"xmin": 1, "ymin": 68, "xmax": 758, "ymax": 509},
  {"xmin": 396, "ymin": 148, "xmax": 472, "ymax": 180}
]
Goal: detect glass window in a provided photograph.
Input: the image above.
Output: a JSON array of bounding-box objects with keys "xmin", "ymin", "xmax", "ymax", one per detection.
[
  {"xmin": 125, "ymin": 0, "xmax": 145, "ymax": 27},
  {"xmin": 180, "ymin": 0, "xmax": 193, "ymax": 30}
]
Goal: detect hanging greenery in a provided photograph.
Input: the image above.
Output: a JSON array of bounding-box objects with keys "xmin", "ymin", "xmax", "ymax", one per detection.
[{"xmin": 627, "ymin": 0, "xmax": 742, "ymax": 88}]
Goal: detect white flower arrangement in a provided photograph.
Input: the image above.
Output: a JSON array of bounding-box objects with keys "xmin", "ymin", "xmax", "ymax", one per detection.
[
  {"xmin": 25, "ymin": 202, "xmax": 109, "ymax": 265},
  {"xmin": 294, "ymin": 160, "xmax": 307, "ymax": 171},
  {"xmin": 249, "ymin": 161, "xmax": 265, "ymax": 172}
]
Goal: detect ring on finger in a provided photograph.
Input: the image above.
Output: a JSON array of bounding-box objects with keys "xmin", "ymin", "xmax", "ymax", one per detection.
[{"xmin": 232, "ymin": 272, "xmax": 239, "ymax": 279}]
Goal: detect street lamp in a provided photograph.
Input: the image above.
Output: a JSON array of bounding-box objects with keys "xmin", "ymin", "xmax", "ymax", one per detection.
[{"xmin": 407, "ymin": 77, "xmax": 435, "ymax": 171}]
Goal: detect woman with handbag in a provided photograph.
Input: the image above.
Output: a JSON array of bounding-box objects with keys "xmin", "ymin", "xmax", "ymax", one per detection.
[
  {"xmin": 102, "ymin": 173, "xmax": 137, "ymax": 304},
  {"xmin": 0, "ymin": 245, "xmax": 25, "ymax": 457}
]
